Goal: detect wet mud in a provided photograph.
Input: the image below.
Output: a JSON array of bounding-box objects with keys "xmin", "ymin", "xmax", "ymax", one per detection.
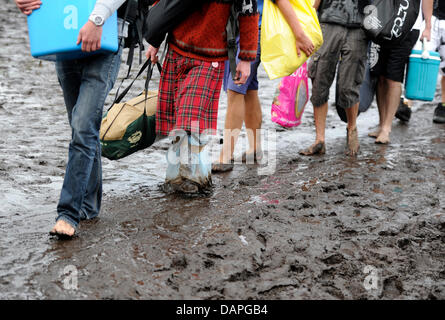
[{"xmin": 1, "ymin": 1, "xmax": 444, "ymax": 299}]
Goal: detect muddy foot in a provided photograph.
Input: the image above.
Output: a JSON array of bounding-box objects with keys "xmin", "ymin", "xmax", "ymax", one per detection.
[
  {"xmin": 299, "ymin": 142, "xmax": 326, "ymax": 156},
  {"xmin": 375, "ymin": 130, "xmax": 390, "ymax": 144},
  {"xmin": 346, "ymin": 127, "xmax": 360, "ymax": 156},
  {"xmin": 212, "ymin": 163, "xmax": 234, "ymax": 173},
  {"xmin": 49, "ymin": 219, "xmax": 75, "ymax": 240},
  {"xmin": 239, "ymin": 149, "xmax": 263, "ymax": 164},
  {"xmin": 368, "ymin": 130, "xmax": 380, "ymax": 138}
]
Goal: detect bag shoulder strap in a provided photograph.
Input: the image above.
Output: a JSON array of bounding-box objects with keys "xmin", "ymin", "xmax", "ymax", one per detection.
[
  {"xmin": 226, "ymin": 2, "xmax": 239, "ymax": 81},
  {"xmin": 111, "ymin": 60, "xmax": 162, "ymax": 108}
]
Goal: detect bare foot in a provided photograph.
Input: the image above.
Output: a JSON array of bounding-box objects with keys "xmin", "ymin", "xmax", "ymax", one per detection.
[
  {"xmin": 50, "ymin": 220, "xmax": 75, "ymax": 239},
  {"xmin": 346, "ymin": 127, "xmax": 360, "ymax": 156},
  {"xmin": 368, "ymin": 130, "xmax": 380, "ymax": 138},
  {"xmin": 375, "ymin": 130, "xmax": 390, "ymax": 144},
  {"xmin": 299, "ymin": 141, "xmax": 326, "ymax": 156},
  {"xmin": 240, "ymin": 149, "xmax": 263, "ymax": 164},
  {"xmin": 212, "ymin": 162, "xmax": 234, "ymax": 173}
]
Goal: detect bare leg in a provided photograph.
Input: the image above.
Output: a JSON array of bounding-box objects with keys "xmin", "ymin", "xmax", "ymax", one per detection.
[
  {"xmin": 218, "ymin": 90, "xmax": 245, "ymax": 163},
  {"xmin": 244, "ymin": 90, "xmax": 262, "ymax": 155},
  {"xmin": 299, "ymin": 102, "xmax": 328, "ymax": 155},
  {"xmin": 441, "ymin": 76, "xmax": 445, "ymax": 103},
  {"xmin": 345, "ymin": 103, "xmax": 359, "ymax": 156},
  {"xmin": 369, "ymin": 76, "xmax": 386, "ymax": 138},
  {"xmin": 376, "ymin": 78, "xmax": 402, "ymax": 144}
]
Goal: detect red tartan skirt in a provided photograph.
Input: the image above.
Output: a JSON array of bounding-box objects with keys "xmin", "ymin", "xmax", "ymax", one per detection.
[{"xmin": 156, "ymin": 48, "xmax": 225, "ymax": 136}]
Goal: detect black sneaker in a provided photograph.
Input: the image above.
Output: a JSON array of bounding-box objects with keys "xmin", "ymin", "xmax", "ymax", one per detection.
[
  {"xmin": 433, "ymin": 103, "xmax": 445, "ymax": 123},
  {"xmin": 395, "ymin": 98, "xmax": 412, "ymax": 122}
]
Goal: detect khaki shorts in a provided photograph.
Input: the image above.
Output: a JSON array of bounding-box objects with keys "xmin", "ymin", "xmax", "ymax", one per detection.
[{"xmin": 309, "ymin": 23, "xmax": 368, "ymax": 109}]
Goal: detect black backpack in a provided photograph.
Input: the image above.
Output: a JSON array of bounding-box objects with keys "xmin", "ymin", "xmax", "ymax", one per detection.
[
  {"xmin": 118, "ymin": 0, "xmax": 154, "ymax": 74},
  {"xmin": 143, "ymin": 0, "xmax": 240, "ymax": 81},
  {"xmin": 143, "ymin": 0, "xmax": 207, "ymax": 48},
  {"xmin": 362, "ymin": 0, "xmax": 420, "ymax": 45}
]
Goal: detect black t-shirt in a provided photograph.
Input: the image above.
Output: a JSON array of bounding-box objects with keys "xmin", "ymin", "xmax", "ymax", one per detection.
[
  {"xmin": 433, "ymin": 0, "xmax": 445, "ymax": 20},
  {"xmin": 318, "ymin": 0, "xmax": 366, "ymax": 28}
]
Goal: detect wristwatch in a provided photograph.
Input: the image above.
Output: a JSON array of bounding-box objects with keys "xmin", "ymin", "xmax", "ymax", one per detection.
[{"xmin": 89, "ymin": 14, "xmax": 105, "ymax": 27}]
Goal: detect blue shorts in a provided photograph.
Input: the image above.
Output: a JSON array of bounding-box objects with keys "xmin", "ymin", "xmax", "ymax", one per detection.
[{"xmin": 223, "ymin": 34, "xmax": 261, "ymax": 95}]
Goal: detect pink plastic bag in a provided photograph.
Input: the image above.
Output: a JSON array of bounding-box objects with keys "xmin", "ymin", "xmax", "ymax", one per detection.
[{"xmin": 271, "ymin": 62, "xmax": 309, "ymax": 128}]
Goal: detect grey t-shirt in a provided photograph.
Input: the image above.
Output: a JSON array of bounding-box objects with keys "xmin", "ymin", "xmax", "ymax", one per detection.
[{"xmin": 318, "ymin": 0, "xmax": 364, "ymax": 28}]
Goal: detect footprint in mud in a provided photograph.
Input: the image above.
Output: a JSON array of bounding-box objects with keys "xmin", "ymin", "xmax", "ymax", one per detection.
[
  {"xmin": 226, "ymin": 269, "xmax": 258, "ymax": 282},
  {"xmin": 381, "ymin": 276, "xmax": 404, "ymax": 298},
  {"xmin": 170, "ymin": 255, "xmax": 188, "ymax": 270},
  {"xmin": 397, "ymin": 238, "xmax": 411, "ymax": 250},
  {"xmin": 321, "ymin": 253, "xmax": 345, "ymax": 265},
  {"xmin": 288, "ymin": 261, "xmax": 305, "ymax": 274},
  {"xmin": 238, "ymin": 176, "xmax": 261, "ymax": 187},
  {"xmin": 405, "ymin": 159, "xmax": 421, "ymax": 173}
]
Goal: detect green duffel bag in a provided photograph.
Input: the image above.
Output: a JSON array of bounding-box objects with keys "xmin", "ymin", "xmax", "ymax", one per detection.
[
  {"xmin": 100, "ymin": 59, "xmax": 161, "ymax": 160},
  {"xmin": 100, "ymin": 90, "xmax": 157, "ymax": 160}
]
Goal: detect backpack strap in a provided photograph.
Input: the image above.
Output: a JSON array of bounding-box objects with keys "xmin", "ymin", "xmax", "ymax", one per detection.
[{"xmin": 226, "ymin": 2, "xmax": 239, "ymax": 81}]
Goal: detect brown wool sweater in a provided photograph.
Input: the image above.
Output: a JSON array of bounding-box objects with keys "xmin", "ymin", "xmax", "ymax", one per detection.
[{"xmin": 168, "ymin": 1, "xmax": 259, "ymax": 62}]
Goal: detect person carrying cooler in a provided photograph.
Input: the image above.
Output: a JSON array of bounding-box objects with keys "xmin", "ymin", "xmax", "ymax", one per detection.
[
  {"xmin": 145, "ymin": 0, "xmax": 260, "ymax": 193},
  {"xmin": 430, "ymin": 0, "xmax": 445, "ymax": 123},
  {"xmin": 299, "ymin": 0, "xmax": 368, "ymax": 156},
  {"xmin": 14, "ymin": 0, "xmax": 129, "ymax": 239},
  {"xmin": 368, "ymin": 0, "xmax": 433, "ymax": 144},
  {"xmin": 213, "ymin": 0, "xmax": 315, "ymax": 173}
]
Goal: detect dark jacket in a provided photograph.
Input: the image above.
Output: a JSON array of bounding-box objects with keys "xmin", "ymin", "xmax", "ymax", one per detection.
[{"xmin": 318, "ymin": 0, "xmax": 367, "ymax": 28}]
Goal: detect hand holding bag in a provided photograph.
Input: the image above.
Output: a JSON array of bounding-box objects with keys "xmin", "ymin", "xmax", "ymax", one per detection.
[{"xmin": 261, "ymin": 0, "xmax": 323, "ymax": 80}]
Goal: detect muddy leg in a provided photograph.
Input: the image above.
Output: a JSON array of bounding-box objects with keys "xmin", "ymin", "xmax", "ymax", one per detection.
[
  {"xmin": 369, "ymin": 76, "xmax": 386, "ymax": 138},
  {"xmin": 345, "ymin": 103, "xmax": 359, "ymax": 156},
  {"xmin": 217, "ymin": 90, "xmax": 245, "ymax": 164},
  {"xmin": 376, "ymin": 78, "xmax": 401, "ymax": 144},
  {"xmin": 299, "ymin": 102, "xmax": 327, "ymax": 155}
]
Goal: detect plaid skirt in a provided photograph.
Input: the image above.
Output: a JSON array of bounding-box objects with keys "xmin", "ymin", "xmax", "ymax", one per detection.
[{"xmin": 156, "ymin": 48, "xmax": 225, "ymax": 136}]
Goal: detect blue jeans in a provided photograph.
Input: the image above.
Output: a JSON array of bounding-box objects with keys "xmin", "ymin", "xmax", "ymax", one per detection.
[{"xmin": 55, "ymin": 47, "xmax": 122, "ymax": 229}]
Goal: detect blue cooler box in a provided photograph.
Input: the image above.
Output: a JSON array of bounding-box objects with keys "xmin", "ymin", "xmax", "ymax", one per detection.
[
  {"xmin": 27, "ymin": 0, "xmax": 118, "ymax": 61},
  {"xmin": 405, "ymin": 50, "xmax": 440, "ymax": 101}
]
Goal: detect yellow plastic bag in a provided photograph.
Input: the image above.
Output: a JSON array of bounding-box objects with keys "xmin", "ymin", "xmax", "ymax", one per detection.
[{"xmin": 261, "ymin": 0, "xmax": 323, "ymax": 80}]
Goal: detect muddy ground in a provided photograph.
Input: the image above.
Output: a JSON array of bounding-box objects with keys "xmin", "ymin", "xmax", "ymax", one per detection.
[{"xmin": 0, "ymin": 1, "xmax": 444, "ymax": 299}]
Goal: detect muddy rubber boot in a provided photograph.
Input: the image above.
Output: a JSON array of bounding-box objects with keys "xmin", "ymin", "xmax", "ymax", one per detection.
[{"xmin": 165, "ymin": 132, "xmax": 212, "ymax": 194}]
